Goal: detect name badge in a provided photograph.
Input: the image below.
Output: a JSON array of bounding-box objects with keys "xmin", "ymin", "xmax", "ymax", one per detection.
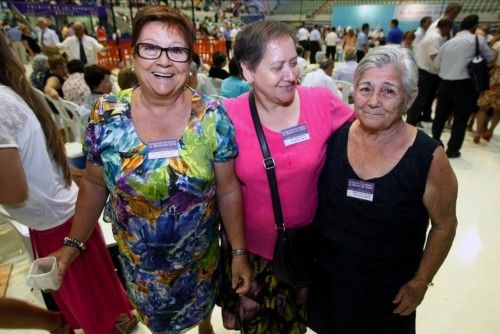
[
  {"xmin": 147, "ymin": 139, "xmax": 179, "ymax": 159},
  {"xmin": 346, "ymin": 178, "xmax": 375, "ymax": 202},
  {"xmin": 281, "ymin": 124, "xmax": 310, "ymax": 146}
]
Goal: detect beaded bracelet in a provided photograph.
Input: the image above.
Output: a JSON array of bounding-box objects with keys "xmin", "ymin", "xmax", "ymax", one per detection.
[
  {"xmin": 63, "ymin": 237, "xmax": 86, "ymax": 251},
  {"xmin": 231, "ymin": 249, "xmax": 248, "ymax": 256}
]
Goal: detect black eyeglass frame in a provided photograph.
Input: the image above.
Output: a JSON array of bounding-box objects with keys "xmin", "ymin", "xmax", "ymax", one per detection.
[{"xmin": 134, "ymin": 43, "xmax": 191, "ymax": 62}]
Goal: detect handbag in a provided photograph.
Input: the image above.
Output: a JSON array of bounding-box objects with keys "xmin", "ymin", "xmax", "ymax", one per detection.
[
  {"xmin": 248, "ymin": 92, "xmax": 314, "ymax": 288},
  {"xmin": 467, "ymin": 36, "xmax": 490, "ymax": 93}
]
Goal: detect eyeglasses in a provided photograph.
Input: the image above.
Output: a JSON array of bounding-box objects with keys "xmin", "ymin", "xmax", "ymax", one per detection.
[{"xmin": 135, "ymin": 43, "xmax": 191, "ymax": 62}]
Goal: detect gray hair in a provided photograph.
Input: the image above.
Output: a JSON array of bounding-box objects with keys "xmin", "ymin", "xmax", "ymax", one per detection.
[
  {"xmin": 31, "ymin": 54, "xmax": 49, "ymax": 72},
  {"xmin": 353, "ymin": 45, "xmax": 418, "ymax": 99}
]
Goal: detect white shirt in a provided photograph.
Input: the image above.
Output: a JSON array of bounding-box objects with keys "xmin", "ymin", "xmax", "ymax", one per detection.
[
  {"xmin": 325, "ymin": 32, "xmax": 339, "ymax": 46},
  {"xmin": 38, "ymin": 27, "xmax": 60, "ymax": 47},
  {"xmin": 310, "ymin": 29, "xmax": 321, "ymax": 42},
  {"xmin": 60, "ymin": 35, "xmax": 104, "ymax": 66},
  {"xmin": 302, "ymin": 68, "xmax": 341, "ymax": 97},
  {"xmin": 412, "ymin": 27, "xmax": 426, "ymax": 48},
  {"xmin": 434, "ymin": 30, "xmax": 495, "ymax": 80},
  {"xmin": 332, "ymin": 61, "xmax": 358, "ymax": 83},
  {"xmin": 415, "ymin": 29, "xmax": 446, "ymax": 74},
  {"xmin": 297, "ymin": 27, "xmax": 309, "ymax": 41},
  {"xmin": 0, "ymin": 86, "xmax": 78, "ymax": 231}
]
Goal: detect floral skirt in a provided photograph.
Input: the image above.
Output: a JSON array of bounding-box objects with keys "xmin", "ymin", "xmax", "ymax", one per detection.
[
  {"xmin": 218, "ymin": 249, "xmax": 308, "ymax": 334},
  {"xmin": 477, "ymin": 67, "xmax": 500, "ymax": 111}
]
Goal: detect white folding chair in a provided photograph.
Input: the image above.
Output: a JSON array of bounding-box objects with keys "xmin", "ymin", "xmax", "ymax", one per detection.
[
  {"xmin": 60, "ymin": 99, "xmax": 90, "ymax": 140},
  {"xmin": 33, "ymin": 88, "xmax": 65, "ymax": 134},
  {"xmin": 334, "ymin": 80, "xmax": 353, "ymax": 103},
  {"xmin": 44, "ymin": 95, "xmax": 87, "ymax": 142}
]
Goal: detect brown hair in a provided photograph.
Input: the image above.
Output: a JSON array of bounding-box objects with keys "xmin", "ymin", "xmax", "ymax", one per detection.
[
  {"xmin": 48, "ymin": 54, "xmax": 67, "ymax": 71},
  {"xmin": 0, "ymin": 35, "xmax": 71, "ymax": 186},
  {"xmin": 131, "ymin": 5, "xmax": 195, "ymax": 51},
  {"xmin": 234, "ymin": 20, "xmax": 297, "ymax": 71}
]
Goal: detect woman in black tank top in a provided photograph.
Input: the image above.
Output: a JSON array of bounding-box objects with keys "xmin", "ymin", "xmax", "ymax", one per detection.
[{"xmin": 308, "ymin": 45, "xmax": 458, "ymax": 334}]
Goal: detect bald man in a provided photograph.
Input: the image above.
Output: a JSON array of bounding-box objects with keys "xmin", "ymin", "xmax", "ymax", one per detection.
[
  {"xmin": 37, "ymin": 17, "xmax": 61, "ymax": 56},
  {"xmin": 60, "ymin": 21, "xmax": 105, "ymax": 66}
]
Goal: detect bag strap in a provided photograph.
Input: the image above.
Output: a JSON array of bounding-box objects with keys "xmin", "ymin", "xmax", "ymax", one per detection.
[
  {"xmin": 475, "ymin": 36, "xmax": 480, "ymax": 57},
  {"xmin": 248, "ymin": 91, "xmax": 286, "ymax": 231}
]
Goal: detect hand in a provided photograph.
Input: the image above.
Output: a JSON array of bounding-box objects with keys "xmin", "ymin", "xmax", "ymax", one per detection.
[
  {"xmin": 230, "ymin": 256, "xmax": 252, "ymax": 295},
  {"xmin": 47, "ymin": 246, "xmax": 80, "ymax": 283},
  {"xmin": 392, "ymin": 277, "xmax": 429, "ymax": 315}
]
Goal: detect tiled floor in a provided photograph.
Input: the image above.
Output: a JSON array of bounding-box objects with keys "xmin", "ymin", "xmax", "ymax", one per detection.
[{"xmin": 1, "ymin": 123, "xmax": 499, "ymax": 333}]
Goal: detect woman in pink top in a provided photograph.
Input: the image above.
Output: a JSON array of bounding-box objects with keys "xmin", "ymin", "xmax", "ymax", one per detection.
[{"xmin": 219, "ymin": 20, "xmax": 354, "ymax": 334}]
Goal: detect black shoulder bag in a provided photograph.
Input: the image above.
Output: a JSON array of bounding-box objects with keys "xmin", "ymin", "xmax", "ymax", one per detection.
[
  {"xmin": 248, "ymin": 92, "xmax": 314, "ymax": 288},
  {"xmin": 467, "ymin": 35, "xmax": 490, "ymax": 93}
]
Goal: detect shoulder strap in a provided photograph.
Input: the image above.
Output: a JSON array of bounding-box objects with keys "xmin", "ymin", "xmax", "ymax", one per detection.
[{"xmin": 248, "ymin": 92, "xmax": 285, "ymax": 231}]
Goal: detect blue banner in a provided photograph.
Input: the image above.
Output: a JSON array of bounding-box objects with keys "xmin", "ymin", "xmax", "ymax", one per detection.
[{"xmin": 10, "ymin": 2, "xmax": 106, "ymax": 16}]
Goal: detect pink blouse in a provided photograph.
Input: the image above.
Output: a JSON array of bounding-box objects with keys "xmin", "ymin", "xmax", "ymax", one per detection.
[{"xmin": 224, "ymin": 86, "xmax": 354, "ymax": 260}]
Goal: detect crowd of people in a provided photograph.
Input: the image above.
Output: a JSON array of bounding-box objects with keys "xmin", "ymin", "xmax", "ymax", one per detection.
[{"xmin": 0, "ymin": 1, "xmax": 498, "ymax": 333}]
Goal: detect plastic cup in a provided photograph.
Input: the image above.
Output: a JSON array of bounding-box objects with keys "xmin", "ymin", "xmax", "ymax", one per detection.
[
  {"xmin": 26, "ymin": 257, "xmax": 61, "ymax": 291},
  {"xmin": 65, "ymin": 142, "xmax": 86, "ymax": 169}
]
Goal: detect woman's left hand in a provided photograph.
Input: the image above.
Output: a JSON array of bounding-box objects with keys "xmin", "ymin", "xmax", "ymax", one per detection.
[
  {"xmin": 230, "ymin": 256, "xmax": 252, "ymax": 295},
  {"xmin": 392, "ymin": 277, "xmax": 429, "ymax": 315}
]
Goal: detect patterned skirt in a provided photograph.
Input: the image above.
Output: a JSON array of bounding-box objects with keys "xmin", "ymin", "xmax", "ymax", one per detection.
[{"xmin": 218, "ymin": 249, "xmax": 308, "ymax": 334}]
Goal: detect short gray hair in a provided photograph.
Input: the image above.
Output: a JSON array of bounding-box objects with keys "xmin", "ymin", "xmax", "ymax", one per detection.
[{"xmin": 353, "ymin": 45, "xmax": 418, "ymax": 99}]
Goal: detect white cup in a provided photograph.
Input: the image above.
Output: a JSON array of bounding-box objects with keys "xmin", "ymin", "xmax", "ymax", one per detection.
[{"xmin": 26, "ymin": 257, "xmax": 61, "ymax": 291}]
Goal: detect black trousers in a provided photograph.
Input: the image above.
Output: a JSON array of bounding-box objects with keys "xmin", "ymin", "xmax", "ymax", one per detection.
[
  {"xmin": 406, "ymin": 68, "xmax": 440, "ymax": 125},
  {"xmin": 309, "ymin": 41, "xmax": 320, "ymax": 64},
  {"xmin": 432, "ymin": 79, "xmax": 478, "ymax": 153},
  {"xmin": 356, "ymin": 50, "xmax": 366, "ymax": 63},
  {"xmin": 326, "ymin": 45, "xmax": 337, "ymax": 60}
]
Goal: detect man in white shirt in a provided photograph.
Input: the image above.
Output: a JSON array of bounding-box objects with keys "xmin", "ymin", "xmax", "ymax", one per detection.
[
  {"xmin": 309, "ymin": 25, "xmax": 321, "ymax": 64},
  {"xmin": 428, "ymin": 2, "xmax": 462, "ymax": 37},
  {"xmin": 297, "ymin": 24, "xmax": 310, "ymax": 62},
  {"xmin": 302, "ymin": 58, "xmax": 341, "ymax": 97},
  {"xmin": 406, "ymin": 18, "xmax": 452, "ymax": 125},
  {"xmin": 332, "ymin": 49, "xmax": 357, "ymax": 83},
  {"xmin": 60, "ymin": 22, "xmax": 105, "ymax": 66},
  {"xmin": 37, "ymin": 17, "xmax": 60, "ymax": 57},
  {"xmin": 412, "ymin": 16, "xmax": 432, "ymax": 48},
  {"xmin": 325, "ymin": 27, "xmax": 339, "ymax": 61},
  {"xmin": 432, "ymin": 15, "xmax": 495, "ymax": 158}
]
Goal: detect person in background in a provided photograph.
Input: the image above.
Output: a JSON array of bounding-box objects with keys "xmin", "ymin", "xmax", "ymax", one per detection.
[
  {"xmin": 432, "ymin": 15, "xmax": 495, "ymax": 158},
  {"xmin": 220, "ymin": 57, "xmax": 252, "ymax": 98},
  {"xmin": 209, "ymin": 51, "xmax": 230, "ymax": 79},
  {"xmin": 474, "ymin": 31, "xmax": 500, "ymax": 143},
  {"xmin": 343, "ymin": 28, "xmax": 357, "ymax": 60},
  {"xmin": 356, "ymin": 23, "xmax": 369, "ymax": 62},
  {"xmin": 309, "ymin": 45, "xmax": 457, "ymax": 334},
  {"xmin": 325, "ymin": 26, "xmax": 339, "ymax": 61},
  {"xmin": 413, "ymin": 16, "xmax": 432, "ymax": 48},
  {"xmin": 51, "ymin": 5, "xmax": 251, "ymax": 334},
  {"xmin": 402, "ymin": 31, "xmax": 416, "ymax": 50},
  {"xmin": 0, "ymin": 34, "xmax": 135, "ymax": 334},
  {"xmin": 302, "ymin": 58, "xmax": 342, "ymax": 97},
  {"xmin": 387, "ymin": 19, "xmax": 404, "ymax": 44},
  {"xmin": 428, "ymin": 2, "xmax": 462, "ymax": 37},
  {"xmin": 60, "ymin": 22, "xmax": 105, "ymax": 66},
  {"xmin": 83, "ymin": 64, "xmax": 112, "ymax": 108},
  {"xmin": 0, "ymin": 297, "xmax": 68, "ymax": 333},
  {"xmin": 5, "ymin": 24, "xmax": 28, "ymax": 64},
  {"xmin": 406, "ymin": 18, "xmax": 453, "ymax": 126},
  {"xmin": 297, "ymin": 22, "xmax": 310, "ymax": 62},
  {"xmin": 192, "ymin": 52, "xmax": 218, "ymax": 95},
  {"xmin": 30, "ymin": 54, "xmax": 49, "ymax": 91},
  {"xmin": 296, "ymin": 44, "xmax": 308, "ymax": 77},
  {"xmin": 333, "ymin": 48, "xmax": 358, "ymax": 83},
  {"xmin": 44, "ymin": 54, "xmax": 68, "ymax": 100},
  {"xmin": 309, "ymin": 24, "xmax": 321, "ymax": 64},
  {"xmin": 117, "ymin": 66, "xmax": 138, "ymax": 90},
  {"xmin": 37, "ymin": 17, "xmax": 60, "ymax": 57},
  {"xmin": 220, "ymin": 20, "xmax": 353, "ymax": 334},
  {"xmin": 19, "ymin": 23, "xmax": 41, "ymax": 60},
  {"xmin": 62, "ymin": 59, "xmax": 91, "ymax": 106}
]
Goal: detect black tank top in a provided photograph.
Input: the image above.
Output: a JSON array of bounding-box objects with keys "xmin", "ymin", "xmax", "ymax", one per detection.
[{"xmin": 315, "ymin": 122, "xmax": 441, "ymax": 285}]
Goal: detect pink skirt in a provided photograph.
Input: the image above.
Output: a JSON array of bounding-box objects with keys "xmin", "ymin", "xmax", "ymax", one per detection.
[{"xmin": 30, "ymin": 218, "xmax": 133, "ymax": 334}]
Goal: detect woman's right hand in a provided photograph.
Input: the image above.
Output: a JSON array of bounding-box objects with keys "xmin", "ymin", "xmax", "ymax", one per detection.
[{"xmin": 48, "ymin": 246, "xmax": 80, "ymax": 283}]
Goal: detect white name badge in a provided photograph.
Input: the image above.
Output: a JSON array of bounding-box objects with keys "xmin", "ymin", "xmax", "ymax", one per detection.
[
  {"xmin": 281, "ymin": 124, "xmax": 310, "ymax": 146},
  {"xmin": 346, "ymin": 178, "xmax": 375, "ymax": 202},
  {"xmin": 147, "ymin": 139, "xmax": 179, "ymax": 159}
]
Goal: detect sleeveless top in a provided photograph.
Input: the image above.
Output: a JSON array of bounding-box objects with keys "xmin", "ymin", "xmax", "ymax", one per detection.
[{"xmin": 315, "ymin": 122, "xmax": 441, "ymax": 285}]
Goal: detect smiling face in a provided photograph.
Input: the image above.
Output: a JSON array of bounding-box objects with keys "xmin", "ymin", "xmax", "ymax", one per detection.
[
  {"xmin": 354, "ymin": 65, "xmax": 412, "ymax": 131},
  {"xmin": 241, "ymin": 35, "xmax": 299, "ymax": 106},
  {"xmin": 133, "ymin": 21, "xmax": 190, "ymax": 100}
]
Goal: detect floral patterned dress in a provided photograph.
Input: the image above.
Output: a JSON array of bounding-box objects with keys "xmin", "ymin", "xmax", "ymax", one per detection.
[{"xmin": 84, "ymin": 88, "xmax": 237, "ymax": 333}]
